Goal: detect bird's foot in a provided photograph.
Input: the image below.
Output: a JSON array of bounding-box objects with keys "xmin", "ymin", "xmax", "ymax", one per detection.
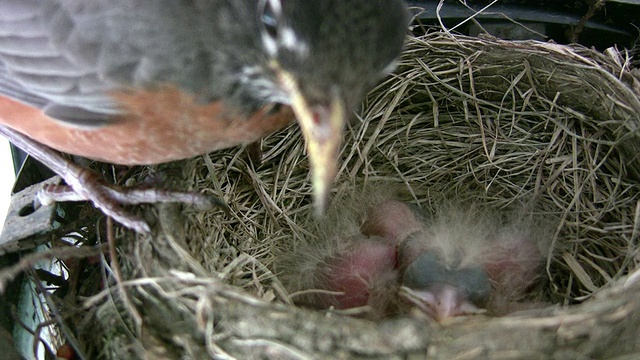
[
  {"xmin": 1, "ymin": 125, "xmax": 227, "ymax": 233},
  {"xmin": 37, "ymin": 170, "xmax": 227, "ymax": 233}
]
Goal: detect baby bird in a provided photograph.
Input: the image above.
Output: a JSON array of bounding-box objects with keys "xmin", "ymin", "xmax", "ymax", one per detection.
[
  {"xmin": 394, "ymin": 202, "xmax": 550, "ymax": 321},
  {"xmin": 278, "ymin": 194, "xmax": 403, "ymax": 318},
  {"xmin": 280, "ymin": 232, "xmax": 398, "ymax": 318},
  {"xmin": 314, "ymin": 234, "xmax": 398, "ymax": 313}
]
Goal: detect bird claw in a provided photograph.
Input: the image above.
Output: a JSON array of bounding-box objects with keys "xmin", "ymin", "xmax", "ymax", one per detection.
[
  {"xmin": 36, "ymin": 178, "xmax": 228, "ymax": 233},
  {"xmin": 1, "ymin": 126, "xmax": 227, "ymax": 233},
  {"xmin": 36, "ymin": 181, "xmax": 151, "ymax": 233}
]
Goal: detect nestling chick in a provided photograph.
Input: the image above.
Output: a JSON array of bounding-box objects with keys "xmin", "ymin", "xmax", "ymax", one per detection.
[
  {"xmin": 397, "ymin": 203, "xmax": 550, "ymax": 321},
  {"xmin": 281, "ymin": 233, "xmax": 398, "ymax": 318},
  {"xmin": 278, "ymin": 193, "xmax": 405, "ymax": 318},
  {"xmin": 362, "ymin": 199, "xmax": 492, "ymax": 320},
  {"xmin": 315, "ymin": 234, "xmax": 398, "ymax": 312}
]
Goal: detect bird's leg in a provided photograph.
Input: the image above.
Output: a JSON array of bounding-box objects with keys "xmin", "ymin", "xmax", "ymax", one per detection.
[
  {"xmin": 0, "ymin": 125, "xmax": 227, "ymax": 233},
  {"xmin": 39, "ymin": 180, "xmax": 226, "ymax": 211}
]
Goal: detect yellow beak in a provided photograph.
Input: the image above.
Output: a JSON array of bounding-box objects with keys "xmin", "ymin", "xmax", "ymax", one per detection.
[{"xmin": 277, "ymin": 71, "xmax": 345, "ymax": 215}]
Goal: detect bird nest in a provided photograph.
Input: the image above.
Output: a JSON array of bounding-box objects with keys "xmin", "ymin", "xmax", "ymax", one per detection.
[{"xmin": 44, "ymin": 32, "xmax": 640, "ymax": 358}]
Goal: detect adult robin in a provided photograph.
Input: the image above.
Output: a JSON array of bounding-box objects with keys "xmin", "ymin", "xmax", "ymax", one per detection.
[{"xmin": 0, "ymin": 0, "xmax": 410, "ymax": 232}]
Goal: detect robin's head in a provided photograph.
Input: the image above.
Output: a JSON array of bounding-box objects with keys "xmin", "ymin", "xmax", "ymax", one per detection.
[{"xmin": 257, "ymin": 0, "xmax": 409, "ymax": 214}]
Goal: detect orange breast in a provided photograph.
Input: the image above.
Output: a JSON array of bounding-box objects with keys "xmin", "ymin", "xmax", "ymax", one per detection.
[{"xmin": 0, "ymin": 87, "xmax": 294, "ymax": 165}]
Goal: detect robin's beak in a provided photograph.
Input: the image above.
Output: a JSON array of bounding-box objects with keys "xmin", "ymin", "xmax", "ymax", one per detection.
[{"xmin": 277, "ymin": 71, "xmax": 345, "ymax": 215}]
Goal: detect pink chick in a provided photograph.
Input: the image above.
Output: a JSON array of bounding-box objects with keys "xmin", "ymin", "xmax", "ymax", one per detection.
[
  {"xmin": 320, "ymin": 234, "xmax": 398, "ymax": 313},
  {"xmin": 281, "ymin": 196, "xmax": 412, "ymax": 317},
  {"xmin": 282, "ymin": 232, "xmax": 399, "ymax": 319},
  {"xmin": 396, "ymin": 203, "xmax": 548, "ymax": 321},
  {"xmin": 358, "ymin": 199, "xmax": 489, "ymax": 320},
  {"xmin": 399, "ymin": 245, "xmax": 491, "ymax": 321}
]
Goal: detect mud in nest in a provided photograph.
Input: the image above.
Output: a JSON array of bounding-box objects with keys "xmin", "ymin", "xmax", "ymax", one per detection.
[{"xmin": 34, "ymin": 32, "xmax": 640, "ymax": 358}]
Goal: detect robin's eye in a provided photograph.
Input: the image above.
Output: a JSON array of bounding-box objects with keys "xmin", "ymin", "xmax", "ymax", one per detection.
[{"xmin": 260, "ymin": 0, "xmax": 280, "ymax": 40}]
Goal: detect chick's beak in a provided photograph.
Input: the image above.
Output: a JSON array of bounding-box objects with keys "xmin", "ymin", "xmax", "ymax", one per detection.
[
  {"xmin": 400, "ymin": 285, "xmax": 486, "ymax": 322},
  {"xmin": 278, "ymin": 71, "xmax": 346, "ymax": 215}
]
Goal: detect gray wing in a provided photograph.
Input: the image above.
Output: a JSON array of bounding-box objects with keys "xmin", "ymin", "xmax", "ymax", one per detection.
[{"xmin": 0, "ymin": 0, "xmax": 224, "ymax": 127}]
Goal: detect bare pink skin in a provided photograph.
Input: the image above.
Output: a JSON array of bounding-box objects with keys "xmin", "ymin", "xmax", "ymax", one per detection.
[
  {"xmin": 297, "ymin": 200, "xmax": 417, "ymax": 316},
  {"xmin": 361, "ymin": 200, "xmax": 424, "ymax": 245},
  {"xmin": 366, "ymin": 201, "xmax": 545, "ymax": 321},
  {"xmin": 319, "ymin": 235, "xmax": 398, "ymax": 313},
  {"xmin": 483, "ymin": 234, "xmax": 542, "ymax": 291},
  {"xmin": 481, "ymin": 233, "xmax": 545, "ymax": 315}
]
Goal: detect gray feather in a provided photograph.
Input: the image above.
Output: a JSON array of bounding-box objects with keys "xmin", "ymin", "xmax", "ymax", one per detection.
[{"xmin": 0, "ymin": 0, "xmax": 409, "ymax": 126}]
